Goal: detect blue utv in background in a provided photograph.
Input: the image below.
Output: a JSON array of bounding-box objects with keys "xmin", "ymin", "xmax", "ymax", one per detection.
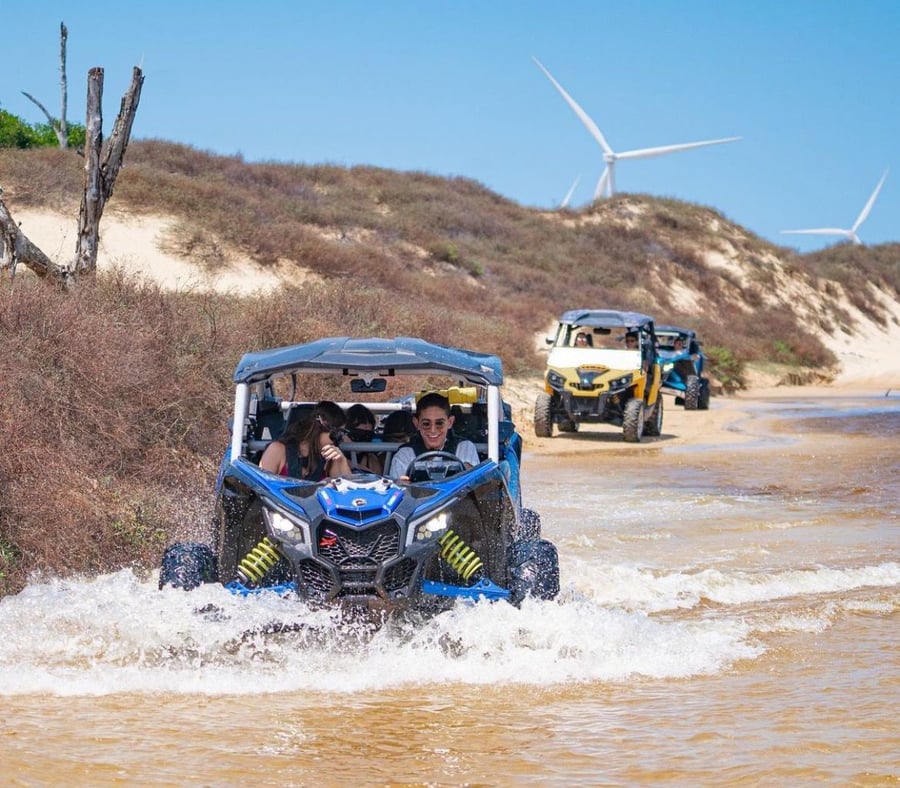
[
  {"xmin": 159, "ymin": 337, "xmax": 559, "ymax": 614},
  {"xmin": 656, "ymin": 325, "xmax": 710, "ymax": 410}
]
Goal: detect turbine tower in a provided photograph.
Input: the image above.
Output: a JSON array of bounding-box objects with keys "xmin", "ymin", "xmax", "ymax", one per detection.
[
  {"xmin": 532, "ymin": 57, "xmax": 741, "ymax": 200},
  {"xmin": 781, "ymin": 170, "xmax": 889, "ymax": 246}
]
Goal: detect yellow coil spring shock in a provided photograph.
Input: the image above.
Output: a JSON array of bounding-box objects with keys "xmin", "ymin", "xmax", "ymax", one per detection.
[
  {"xmin": 438, "ymin": 530, "xmax": 483, "ymax": 581},
  {"xmin": 236, "ymin": 537, "xmax": 281, "ymax": 587}
]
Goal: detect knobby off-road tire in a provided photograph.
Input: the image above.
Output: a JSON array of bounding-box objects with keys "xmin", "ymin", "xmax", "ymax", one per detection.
[
  {"xmin": 684, "ymin": 375, "xmax": 701, "ymax": 410},
  {"xmin": 515, "ymin": 507, "xmax": 542, "ymax": 542},
  {"xmin": 698, "ymin": 378, "xmax": 711, "ymax": 410},
  {"xmin": 643, "ymin": 395, "xmax": 663, "ymax": 437},
  {"xmin": 507, "ymin": 539, "xmax": 560, "ymax": 605},
  {"xmin": 534, "ymin": 392, "xmax": 553, "ymax": 438},
  {"xmin": 159, "ymin": 542, "xmax": 217, "ymax": 590},
  {"xmin": 623, "ymin": 397, "xmax": 645, "ymax": 442}
]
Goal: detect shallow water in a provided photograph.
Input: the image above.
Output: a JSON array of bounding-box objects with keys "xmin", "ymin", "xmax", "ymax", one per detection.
[{"xmin": 1, "ymin": 394, "xmax": 897, "ymax": 785}]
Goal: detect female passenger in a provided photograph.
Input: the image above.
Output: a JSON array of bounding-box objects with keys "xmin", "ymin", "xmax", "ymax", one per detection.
[{"xmin": 259, "ymin": 400, "xmax": 351, "ymax": 480}]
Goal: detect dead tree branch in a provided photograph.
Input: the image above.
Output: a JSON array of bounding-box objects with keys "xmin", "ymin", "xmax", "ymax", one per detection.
[{"xmin": 0, "ymin": 198, "xmax": 65, "ymax": 282}]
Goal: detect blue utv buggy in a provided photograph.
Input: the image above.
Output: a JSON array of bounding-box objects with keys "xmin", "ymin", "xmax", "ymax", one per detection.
[
  {"xmin": 159, "ymin": 337, "xmax": 559, "ymax": 614},
  {"xmin": 656, "ymin": 325, "xmax": 710, "ymax": 410}
]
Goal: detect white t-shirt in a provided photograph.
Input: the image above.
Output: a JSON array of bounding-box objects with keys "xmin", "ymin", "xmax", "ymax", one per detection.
[{"xmin": 389, "ymin": 440, "xmax": 481, "ymax": 479}]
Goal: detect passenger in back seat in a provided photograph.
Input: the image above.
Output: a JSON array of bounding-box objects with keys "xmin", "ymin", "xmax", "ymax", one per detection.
[
  {"xmin": 381, "ymin": 410, "xmax": 416, "ymax": 443},
  {"xmin": 449, "ymin": 404, "xmax": 485, "ymax": 443},
  {"xmin": 259, "ymin": 400, "xmax": 351, "ymax": 480},
  {"xmin": 343, "ymin": 404, "xmax": 383, "ymax": 475}
]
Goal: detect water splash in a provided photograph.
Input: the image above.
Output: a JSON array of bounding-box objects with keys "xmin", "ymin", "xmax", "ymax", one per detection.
[{"xmin": 0, "ymin": 569, "xmax": 764, "ymax": 696}]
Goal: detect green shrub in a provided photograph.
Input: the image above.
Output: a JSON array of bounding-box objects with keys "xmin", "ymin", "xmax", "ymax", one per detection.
[
  {"xmin": 0, "ymin": 110, "xmax": 86, "ymax": 150},
  {"xmin": 0, "ymin": 110, "xmax": 40, "ymax": 148},
  {"xmin": 462, "ymin": 258, "xmax": 484, "ymax": 277},
  {"xmin": 705, "ymin": 345, "xmax": 746, "ymax": 392},
  {"xmin": 0, "ymin": 539, "xmax": 19, "ymax": 585},
  {"xmin": 430, "ymin": 241, "xmax": 460, "ymax": 264},
  {"xmin": 773, "ymin": 338, "xmax": 795, "ymax": 364}
]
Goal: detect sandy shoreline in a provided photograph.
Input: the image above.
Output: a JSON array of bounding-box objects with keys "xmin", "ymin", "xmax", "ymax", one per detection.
[{"xmin": 515, "ymin": 379, "xmax": 899, "ymax": 460}]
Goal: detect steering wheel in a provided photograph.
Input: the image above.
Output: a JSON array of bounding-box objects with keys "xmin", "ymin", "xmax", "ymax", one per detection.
[{"xmin": 405, "ymin": 451, "xmax": 466, "ymax": 483}]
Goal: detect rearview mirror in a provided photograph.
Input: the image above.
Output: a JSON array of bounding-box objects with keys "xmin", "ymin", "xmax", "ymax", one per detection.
[{"xmin": 350, "ymin": 378, "xmax": 387, "ymax": 393}]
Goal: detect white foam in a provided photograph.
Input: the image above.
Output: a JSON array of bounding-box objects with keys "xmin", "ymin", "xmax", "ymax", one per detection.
[
  {"xmin": 2, "ymin": 560, "xmax": 896, "ymax": 697},
  {"xmin": 569, "ymin": 559, "xmax": 900, "ymax": 612},
  {"xmin": 0, "ymin": 569, "xmax": 759, "ymax": 696}
]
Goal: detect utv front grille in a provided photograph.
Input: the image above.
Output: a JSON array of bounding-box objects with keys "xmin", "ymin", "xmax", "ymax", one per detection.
[
  {"xmin": 312, "ymin": 520, "xmax": 403, "ymax": 599},
  {"xmin": 382, "ymin": 557, "xmax": 418, "ymax": 594},
  {"xmin": 316, "ymin": 521, "xmax": 401, "ymax": 563},
  {"xmin": 298, "ymin": 559, "xmax": 334, "ymax": 598}
]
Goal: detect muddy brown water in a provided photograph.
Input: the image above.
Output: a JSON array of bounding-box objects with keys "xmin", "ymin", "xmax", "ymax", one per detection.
[{"xmin": 1, "ymin": 392, "xmax": 897, "ymax": 786}]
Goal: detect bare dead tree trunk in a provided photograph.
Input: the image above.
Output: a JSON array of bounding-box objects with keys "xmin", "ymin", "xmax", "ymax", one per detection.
[
  {"xmin": 21, "ymin": 22, "xmax": 69, "ymax": 148},
  {"xmin": 73, "ymin": 66, "xmax": 144, "ymax": 277},
  {"xmin": 0, "ymin": 65, "xmax": 144, "ymax": 286},
  {"xmin": 74, "ymin": 68, "xmax": 104, "ymax": 278},
  {"xmin": 58, "ymin": 22, "xmax": 68, "ymax": 148}
]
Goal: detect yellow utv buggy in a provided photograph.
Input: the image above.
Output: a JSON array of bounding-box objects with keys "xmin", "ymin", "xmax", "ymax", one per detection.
[{"xmin": 535, "ymin": 310, "xmax": 664, "ymax": 442}]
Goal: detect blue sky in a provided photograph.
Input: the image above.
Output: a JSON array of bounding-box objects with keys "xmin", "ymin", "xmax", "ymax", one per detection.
[{"xmin": 2, "ymin": 1, "xmax": 897, "ymax": 253}]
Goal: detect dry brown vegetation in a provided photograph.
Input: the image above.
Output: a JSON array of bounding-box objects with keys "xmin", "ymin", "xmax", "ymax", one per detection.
[{"xmin": 1, "ymin": 140, "xmax": 896, "ymax": 595}]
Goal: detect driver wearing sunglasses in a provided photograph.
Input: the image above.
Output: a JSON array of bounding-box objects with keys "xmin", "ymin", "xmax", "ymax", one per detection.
[{"xmin": 388, "ymin": 392, "xmax": 480, "ymax": 480}]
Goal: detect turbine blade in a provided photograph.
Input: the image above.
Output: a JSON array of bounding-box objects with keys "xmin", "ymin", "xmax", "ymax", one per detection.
[
  {"xmin": 781, "ymin": 228, "xmax": 850, "ymax": 236},
  {"xmin": 851, "ymin": 169, "xmax": 888, "ymax": 231},
  {"xmin": 616, "ymin": 136, "xmax": 742, "ymax": 161},
  {"xmin": 594, "ymin": 168, "xmax": 610, "ymax": 200},
  {"xmin": 532, "ymin": 57, "xmax": 614, "ymax": 155},
  {"xmin": 560, "ymin": 175, "xmax": 581, "ymax": 208}
]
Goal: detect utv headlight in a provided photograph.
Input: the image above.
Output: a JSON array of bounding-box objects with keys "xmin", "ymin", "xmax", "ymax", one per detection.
[
  {"xmin": 413, "ymin": 511, "xmax": 449, "ymax": 542},
  {"xmin": 609, "ymin": 373, "xmax": 633, "ymax": 388},
  {"xmin": 263, "ymin": 507, "xmax": 308, "ymax": 545},
  {"xmin": 547, "ymin": 370, "xmax": 566, "ymax": 389}
]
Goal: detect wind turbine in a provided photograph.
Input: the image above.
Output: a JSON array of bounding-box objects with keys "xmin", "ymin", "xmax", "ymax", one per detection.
[
  {"xmin": 532, "ymin": 57, "xmax": 742, "ymax": 200},
  {"xmin": 781, "ymin": 170, "xmax": 888, "ymax": 245},
  {"xmin": 560, "ymin": 174, "xmax": 581, "ymax": 209}
]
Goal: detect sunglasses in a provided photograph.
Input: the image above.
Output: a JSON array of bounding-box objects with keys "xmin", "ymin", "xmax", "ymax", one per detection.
[
  {"xmin": 346, "ymin": 426, "xmax": 374, "ymax": 442},
  {"xmin": 316, "ymin": 416, "xmax": 346, "ymax": 441}
]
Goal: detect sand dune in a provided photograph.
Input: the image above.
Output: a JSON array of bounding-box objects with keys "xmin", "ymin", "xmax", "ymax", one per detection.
[{"xmin": 11, "ymin": 207, "xmax": 900, "ymax": 393}]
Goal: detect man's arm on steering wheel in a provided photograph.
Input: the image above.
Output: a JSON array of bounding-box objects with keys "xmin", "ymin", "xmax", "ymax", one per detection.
[
  {"xmin": 389, "ymin": 445, "xmax": 416, "ymax": 479},
  {"xmin": 456, "ymin": 440, "xmax": 481, "ymax": 468}
]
